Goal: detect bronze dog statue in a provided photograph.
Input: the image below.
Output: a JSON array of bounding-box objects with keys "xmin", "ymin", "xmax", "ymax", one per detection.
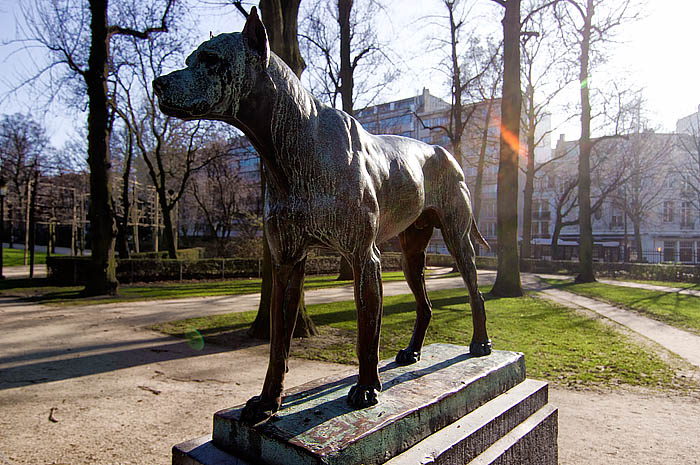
[{"xmin": 153, "ymin": 8, "xmax": 491, "ymax": 426}]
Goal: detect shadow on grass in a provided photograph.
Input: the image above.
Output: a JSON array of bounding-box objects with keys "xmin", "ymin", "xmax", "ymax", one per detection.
[{"xmin": 0, "ymin": 277, "xmax": 54, "ymax": 291}]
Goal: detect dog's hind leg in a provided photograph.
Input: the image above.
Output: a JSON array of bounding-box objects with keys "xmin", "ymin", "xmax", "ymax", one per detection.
[
  {"xmin": 439, "ymin": 187, "xmax": 492, "ymax": 357},
  {"xmin": 347, "ymin": 245, "xmax": 383, "ymax": 408},
  {"xmin": 241, "ymin": 257, "xmax": 306, "ymax": 426},
  {"xmin": 395, "ymin": 220, "xmax": 435, "ymax": 365}
]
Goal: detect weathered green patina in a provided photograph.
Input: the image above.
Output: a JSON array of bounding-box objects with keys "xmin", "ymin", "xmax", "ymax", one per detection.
[{"xmin": 213, "ymin": 344, "xmax": 525, "ymax": 465}]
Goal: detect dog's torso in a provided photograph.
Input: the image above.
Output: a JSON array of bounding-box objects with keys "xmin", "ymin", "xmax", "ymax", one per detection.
[{"xmin": 263, "ymin": 98, "xmax": 464, "ymax": 261}]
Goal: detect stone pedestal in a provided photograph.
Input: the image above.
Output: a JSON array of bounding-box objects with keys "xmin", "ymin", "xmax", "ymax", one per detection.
[{"xmin": 173, "ymin": 344, "xmax": 557, "ymax": 465}]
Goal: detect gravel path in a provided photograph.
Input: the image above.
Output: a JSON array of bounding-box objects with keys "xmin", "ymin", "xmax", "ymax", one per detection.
[{"xmin": 1, "ymin": 268, "xmax": 699, "ymax": 464}]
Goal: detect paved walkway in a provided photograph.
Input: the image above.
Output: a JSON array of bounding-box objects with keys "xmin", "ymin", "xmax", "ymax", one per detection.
[
  {"xmin": 598, "ymin": 278, "xmax": 700, "ymax": 297},
  {"xmin": 3, "ymin": 263, "xmax": 699, "ymax": 369},
  {"xmin": 2, "ymin": 264, "xmax": 47, "ymax": 279}
]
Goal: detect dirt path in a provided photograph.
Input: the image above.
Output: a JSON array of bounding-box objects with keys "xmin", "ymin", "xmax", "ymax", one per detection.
[{"xmin": 1, "ymin": 272, "xmax": 699, "ymax": 464}]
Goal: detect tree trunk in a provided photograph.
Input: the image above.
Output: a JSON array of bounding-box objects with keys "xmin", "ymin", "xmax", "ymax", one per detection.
[
  {"xmin": 259, "ymin": 0, "xmax": 306, "ymax": 76},
  {"xmin": 633, "ymin": 220, "xmax": 642, "ymax": 262},
  {"xmin": 550, "ymin": 220, "xmax": 562, "ymax": 260},
  {"xmin": 83, "ymin": 0, "xmax": 118, "ymax": 296},
  {"xmin": 337, "ymin": 256, "xmax": 354, "ymax": 280},
  {"xmin": 576, "ymin": 0, "xmax": 596, "ymax": 283},
  {"xmin": 334, "ymin": 0, "xmax": 356, "ymax": 281},
  {"xmin": 491, "ymin": 0, "xmax": 523, "ymax": 297},
  {"xmin": 117, "ymin": 129, "xmax": 134, "ymax": 258},
  {"xmin": 521, "ymin": 85, "xmax": 536, "ymax": 261},
  {"xmin": 247, "ymin": 212, "xmax": 274, "ymax": 339},
  {"xmin": 338, "ymin": 0, "xmax": 353, "ymax": 117},
  {"xmin": 448, "ymin": 1, "xmax": 463, "ymax": 166},
  {"xmin": 161, "ymin": 203, "xmax": 177, "ymax": 258},
  {"xmin": 473, "ymin": 100, "xmax": 494, "ymax": 224}
]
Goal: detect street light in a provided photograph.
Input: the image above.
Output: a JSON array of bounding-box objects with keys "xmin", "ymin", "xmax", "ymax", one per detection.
[{"xmin": 0, "ymin": 177, "xmax": 7, "ymax": 279}]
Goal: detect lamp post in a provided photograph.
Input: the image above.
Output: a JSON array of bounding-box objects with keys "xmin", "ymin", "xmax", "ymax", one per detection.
[{"xmin": 0, "ymin": 177, "xmax": 7, "ymax": 279}]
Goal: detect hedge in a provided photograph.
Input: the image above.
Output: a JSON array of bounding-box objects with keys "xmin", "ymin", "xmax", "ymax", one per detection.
[
  {"xmin": 47, "ymin": 250, "xmax": 700, "ymax": 285},
  {"xmin": 46, "ymin": 251, "xmax": 405, "ymax": 285}
]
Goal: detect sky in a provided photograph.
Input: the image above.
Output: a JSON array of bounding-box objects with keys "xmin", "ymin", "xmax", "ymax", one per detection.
[{"xmin": 0, "ymin": 0, "xmax": 698, "ymax": 149}]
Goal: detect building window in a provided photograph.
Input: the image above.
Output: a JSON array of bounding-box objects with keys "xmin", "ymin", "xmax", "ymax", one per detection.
[
  {"xmin": 663, "ymin": 240, "xmax": 676, "ymax": 262},
  {"xmin": 681, "ymin": 179, "xmax": 693, "ymax": 195},
  {"xmin": 680, "ymin": 241, "xmax": 694, "ymax": 262},
  {"xmin": 664, "ymin": 173, "xmax": 675, "ymax": 189},
  {"xmin": 681, "ymin": 201, "xmax": 693, "ymax": 228},
  {"xmin": 663, "ymin": 201, "xmax": 674, "ymax": 223},
  {"xmin": 484, "ymin": 202, "xmax": 496, "ymax": 218},
  {"xmin": 532, "ymin": 199, "xmax": 550, "ymax": 221},
  {"xmin": 611, "ymin": 214, "xmax": 623, "ymax": 228},
  {"xmin": 481, "ymin": 221, "xmax": 496, "ymax": 238},
  {"xmin": 379, "ymin": 114, "xmax": 411, "ymax": 131}
]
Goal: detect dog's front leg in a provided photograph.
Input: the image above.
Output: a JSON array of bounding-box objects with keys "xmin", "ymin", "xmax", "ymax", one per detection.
[
  {"xmin": 347, "ymin": 246, "xmax": 383, "ymax": 408},
  {"xmin": 240, "ymin": 258, "xmax": 306, "ymax": 426}
]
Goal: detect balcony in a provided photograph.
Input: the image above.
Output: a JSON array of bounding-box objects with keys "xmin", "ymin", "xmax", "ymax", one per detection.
[{"xmin": 680, "ymin": 222, "xmax": 695, "ymax": 230}]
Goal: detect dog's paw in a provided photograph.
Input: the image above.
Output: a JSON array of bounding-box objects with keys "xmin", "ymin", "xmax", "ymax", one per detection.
[
  {"xmin": 347, "ymin": 384, "xmax": 379, "ymax": 408},
  {"xmin": 395, "ymin": 347, "xmax": 421, "ymax": 365},
  {"xmin": 240, "ymin": 395, "xmax": 279, "ymax": 426},
  {"xmin": 469, "ymin": 339, "xmax": 492, "ymax": 356}
]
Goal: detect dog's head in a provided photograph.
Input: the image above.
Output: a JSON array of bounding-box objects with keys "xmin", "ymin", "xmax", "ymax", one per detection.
[{"xmin": 153, "ymin": 7, "xmax": 270, "ymax": 121}]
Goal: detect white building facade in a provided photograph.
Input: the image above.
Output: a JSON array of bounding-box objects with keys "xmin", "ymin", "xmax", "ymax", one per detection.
[{"xmin": 533, "ymin": 128, "xmax": 700, "ymax": 264}]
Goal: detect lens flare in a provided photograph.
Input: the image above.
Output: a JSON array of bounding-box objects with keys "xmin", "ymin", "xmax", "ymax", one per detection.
[
  {"xmin": 490, "ymin": 114, "xmax": 528, "ymax": 162},
  {"xmin": 185, "ymin": 328, "xmax": 205, "ymax": 351}
]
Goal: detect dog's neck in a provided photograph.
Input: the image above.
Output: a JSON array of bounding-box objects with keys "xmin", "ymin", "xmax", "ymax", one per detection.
[{"xmin": 234, "ymin": 53, "xmax": 320, "ymax": 196}]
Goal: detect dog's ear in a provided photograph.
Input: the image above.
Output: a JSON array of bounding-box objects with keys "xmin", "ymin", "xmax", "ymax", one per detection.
[{"xmin": 242, "ymin": 6, "xmax": 270, "ymax": 67}]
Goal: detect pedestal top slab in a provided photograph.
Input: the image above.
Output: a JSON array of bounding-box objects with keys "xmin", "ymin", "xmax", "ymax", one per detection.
[{"xmin": 213, "ymin": 344, "xmax": 525, "ymax": 465}]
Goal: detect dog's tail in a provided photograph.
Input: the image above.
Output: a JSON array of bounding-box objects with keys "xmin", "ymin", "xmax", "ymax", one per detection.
[{"xmin": 470, "ymin": 218, "xmax": 490, "ymax": 251}]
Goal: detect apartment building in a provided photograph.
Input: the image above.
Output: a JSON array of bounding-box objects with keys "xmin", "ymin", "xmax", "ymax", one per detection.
[{"xmin": 533, "ymin": 129, "xmax": 700, "ymax": 263}]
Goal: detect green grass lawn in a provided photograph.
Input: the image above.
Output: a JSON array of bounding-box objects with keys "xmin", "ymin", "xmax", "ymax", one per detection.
[
  {"xmin": 545, "ymin": 279, "xmax": 700, "ymax": 336},
  {"xmin": 0, "ymin": 271, "xmax": 413, "ymax": 306},
  {"xmin": 153, "ymin": 287, "xmax": 691, "ymax": 390},
  {"xmin": 2, "ymin": 247, "xmax": 51, "ymax": 266}
]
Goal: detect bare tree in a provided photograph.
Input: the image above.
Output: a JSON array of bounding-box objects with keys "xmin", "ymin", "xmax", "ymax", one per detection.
[
  {"xmin": 111, "ymin": 4, "xmax": 221, "ymax": 260},
  {"xmin": 612, "ymin": 133, "xmax": 674, "ymax": 261},
  {"xmin": 554, "ymin": 0, "xmax": 640, "ymax": 282},
  {"xmin": 549, "ymin": 172, "xmax": 578, "ymax": 259},
  {"xmin": 461, "ymin": 40, "xmax": 502, "ymax": 229},
  {"xmin": 0, "ymin": 113, "xmax": 51, "ymax": 259},
  {"xmin": 548, "ymin": 138, "xmax": 626, "ymax": 259},
  {"xmin": 517, "ymin": 2, "xmax": 569, "ymax": 259},
  {"xmin": 17, "ymin": 0, "xmax": 176, "ymax": 295},
  {"xmin": 189, "ymin": 138, "xmax": 258, "ymax": 256},
  {"xmin": 299, "ymin": 0, "xmax": 395, "ymax": 114},
  {"xmin": 675, "ymin": 115, "xmax": 700, "ymax": 214}
]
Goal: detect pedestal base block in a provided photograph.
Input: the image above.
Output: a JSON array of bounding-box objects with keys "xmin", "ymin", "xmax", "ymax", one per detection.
[{"xmin": 173, "ymin": 344, "xmax": 557, "ymax": 465}]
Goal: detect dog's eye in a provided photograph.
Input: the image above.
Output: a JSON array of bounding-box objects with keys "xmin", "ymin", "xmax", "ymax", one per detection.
[{"xmin": 199, "ymin": 51, "xmax": 219, "ymax": 67}]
